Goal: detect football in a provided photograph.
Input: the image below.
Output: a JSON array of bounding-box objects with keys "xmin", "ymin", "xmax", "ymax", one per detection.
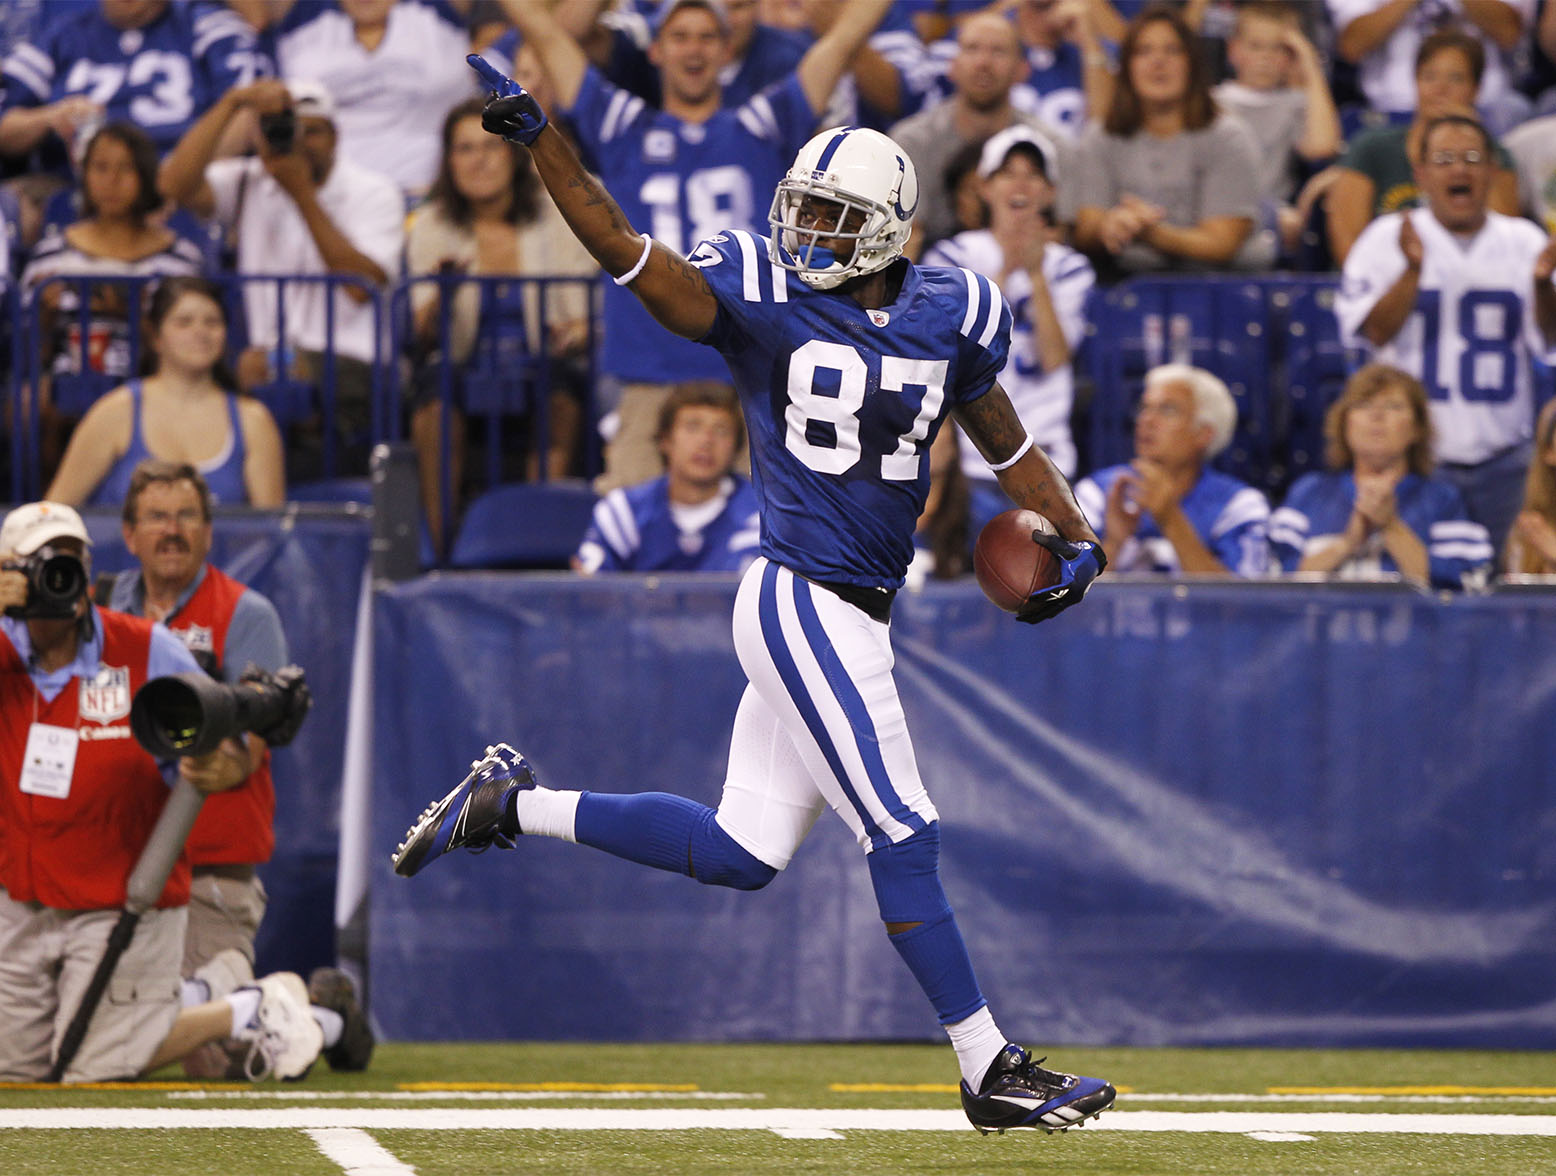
[{"xmin": 973, "ymin": 509, "xmax": 1061, "ymax": 613}]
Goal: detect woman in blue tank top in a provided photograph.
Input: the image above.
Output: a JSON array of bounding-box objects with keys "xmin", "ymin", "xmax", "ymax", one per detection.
[{"xmin": 46, "ymin": 276, "xmax": 285, "ymax": 509}]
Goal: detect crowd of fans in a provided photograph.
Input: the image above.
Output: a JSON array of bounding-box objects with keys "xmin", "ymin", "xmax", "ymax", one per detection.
[{"xmin": 0, "ymin": 0, "xmax": 1554, "ymax": 583}]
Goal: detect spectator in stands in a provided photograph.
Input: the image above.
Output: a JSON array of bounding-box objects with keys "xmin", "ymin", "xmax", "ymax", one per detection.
[
  {"xmin": 1007, "ymin": 0, "xmax": 1116, "ymax": 139},
  {"xmin": 0, "ymin": 1, "xmax": 268, "ymax": 167},
  {"xmin": 0, "ymin": 500, "xmax": 322, "ymax": 1084},
  {"xmin": 1074, "ymin": 363, "xmax": 1272, "ymax": 575},
  {"xmin": 923, "ymin": 126, "xmax": 1095, "ymax": 540},
  {"xmin": 1335, "ymin": 113, "xmax": 1556, "ymax": 558},
  {"xmin": 1212, "ymin": 1, "xmax": 1342, "ymax": 260},
  {"xmin": 574, "ymin": 382, "xmax": 759, "ymax": 573},
  {"xmin": 1505, "ymin": 397, "xmax": 1556, "ymax": 572},
  {"xmin": 1064, "ymin": 3, "xmax": 1268, "ymax": 279},
  {"xmin": 891, "ymin": 12, "xmax": 1065, "ymax": 257},
  {"xmin": 159, "ymin": 77, "xmax": 404, "ymax": 481},
  {"xmin": 1270, "ymin": 363, "xmax": 1492, "ymax": 589},
  {"xmin": 501, "ymin": 0, "xmax": 890, "ymax": 493},
  {"xmin": 20, "ymin": 121, "xmax": 205, "ymax": 477},
  {"xmin": 265, "ymin": 0, "xmax": 480, "ymax": 202},
  {"xmin": 408, "ymin": 97, "xmax": 599, "ymax": 557},
  {"xmin": 1325, "ymin": 30, "xmax": 1522, "ymax": 265},
  {"xmin": 1504, "ymin": 108, "xmax": 1556, "ymax": 232},
  {"xmin": 45, "ymin": 276, "xmax": 284, "ymax": 510},
  {"xmin": 107, "ymin": 461, "xmax": 374, "ymax": 1078},
  {"xmin": 1328, "ymin": 0, "xmax": 1531, "ymax": 135}
]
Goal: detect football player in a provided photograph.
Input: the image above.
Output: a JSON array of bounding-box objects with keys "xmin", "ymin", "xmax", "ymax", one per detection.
[
  {"xmin": 1336, "ymin": 113, "xmax": 1556, "ymax": 556},
  {"xmin": 393, "ymin": 54, "xmax": 1115, "ymax": 1136}
]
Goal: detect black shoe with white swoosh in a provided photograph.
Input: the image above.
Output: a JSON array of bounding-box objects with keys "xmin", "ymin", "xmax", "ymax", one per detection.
[{"xmin": 960, "ymin": 1044, "xmax": 1116, "ymax": 1135}]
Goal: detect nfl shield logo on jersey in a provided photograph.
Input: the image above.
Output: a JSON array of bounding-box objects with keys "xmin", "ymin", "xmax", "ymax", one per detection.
[
  {"xmin": 868, "ymin": 309, "xmax": 891, "ymax": 327},
  {"xmin": 80, "ymin": 665, "xmax": 131, "ymax": 724}
]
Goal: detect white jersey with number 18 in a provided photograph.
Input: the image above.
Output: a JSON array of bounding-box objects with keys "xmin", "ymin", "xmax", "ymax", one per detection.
[{"xmin": 1336, "ymin": 207, "xmax": 1556, "ymax": 465}]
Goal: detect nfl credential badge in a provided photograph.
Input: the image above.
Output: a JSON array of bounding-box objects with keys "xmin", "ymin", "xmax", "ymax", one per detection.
[
  {"xmin": 868, "ymin": 309, "xmax": 890, "ymax": 327},
  {"xmin": 79, "ymin": 665, "xmax": 131, "ymax": 724},
  {"xmin": 178, "ymin": 624, "xmax": 215, "ymax": 657}
]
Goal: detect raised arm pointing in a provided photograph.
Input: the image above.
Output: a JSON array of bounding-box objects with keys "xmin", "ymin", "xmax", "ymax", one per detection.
[{"xmin": 468, "ymin": 54, "xmax": 719, "ymax": 342}]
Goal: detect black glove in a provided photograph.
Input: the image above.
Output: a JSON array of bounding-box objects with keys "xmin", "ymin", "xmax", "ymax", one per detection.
[
  {"xmin": 240, "ymin": 663, "xmax": 313, "ymax": 747},
  {"xmin": 467, "ymin": 53, "xmax": 548, "ymax": 146},
  {"xmin": 1015, "ymin": 532, "xmax": 1107, "ymax": 625}
]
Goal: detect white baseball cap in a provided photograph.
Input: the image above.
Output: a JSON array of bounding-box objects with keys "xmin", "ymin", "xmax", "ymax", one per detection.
[
  {"xmin": 287, "ymin": 79, "xmax": 337, "ymax": 123},
  {"xmin": 0, "ymin": 501, "xmax": 92, "ymax": 556},
  {"xmin": 977, "ymin": 124, "xmax": 1060, "ymax": 183}
]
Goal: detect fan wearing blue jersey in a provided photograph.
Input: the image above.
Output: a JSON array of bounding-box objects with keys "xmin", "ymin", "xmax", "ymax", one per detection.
[
  {"xmin": 1270, "ymin": 363, "xmax": 1492, "ymax": 589},
  {"xmin": 498, "ymin": 0, "xmax": 891, "ymax": 492},
  {"xmin": 1075, "ymin": 364, "xmax": 1272, "ymax": 576},
  {"xmin": 392, "ymin": 55, "xmax": 1116, "ymax": 1137},
  {"xmin": 0, "ymin": 1, "xmax": 268, "ymax": 166},
  {"xmin": 574, "ymin": 382, "xmax": 759, "ymax": 574}
]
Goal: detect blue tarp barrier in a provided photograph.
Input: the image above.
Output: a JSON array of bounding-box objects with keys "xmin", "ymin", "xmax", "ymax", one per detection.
[{"xmin": 367, "ymin": 575, "xmax": 1556, "ymax": 1049}]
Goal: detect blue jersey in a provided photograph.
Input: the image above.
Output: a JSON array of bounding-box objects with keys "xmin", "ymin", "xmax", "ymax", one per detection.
[
  {"xmin": 567, "ymin": 66, "xmax": 817, "ymax": 384},
  {"xmin": 689, "ymin": 229, "xmax": 1012, "ymax": 588},
  {"xmin": 576, "ymin": 474, "xmax": 760, "ymax": 573},
  {"xmin": 0, "ymin": 2, "xmax": 269, "ymax": 160},
  {"xmin": 1269, "ymin": 471, "xmax": 1492, "ymax": 590},
  {"xmin": 1076, "ymin": 464, "xmax": 1271, "ymax": 576}
]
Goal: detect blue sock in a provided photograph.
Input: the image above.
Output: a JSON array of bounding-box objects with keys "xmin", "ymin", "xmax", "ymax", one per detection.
[
  {"xmin": 869, "ymin": 825, "xmax": 986, "ymax": 1025},
  {"xmin": 573, "ymin": 792, "xmax": 775, "ymax": 890}
]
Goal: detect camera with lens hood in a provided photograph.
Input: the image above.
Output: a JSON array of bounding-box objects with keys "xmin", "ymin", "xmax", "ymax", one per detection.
[{"xmin": 2, "ymin": 546, "xmax": 89, "ymax": 619}]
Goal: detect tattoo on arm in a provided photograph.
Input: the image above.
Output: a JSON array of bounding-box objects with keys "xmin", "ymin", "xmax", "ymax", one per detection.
[{"xmin": 957, "ymin": 389, "xmax": 1027, "ymax": 464}]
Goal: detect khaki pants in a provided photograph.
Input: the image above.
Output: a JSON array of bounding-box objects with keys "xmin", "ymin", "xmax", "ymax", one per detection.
[
  {"xmin": 0, "ymin": 887, "xmax": 184, "ymax": 1083},
  {"xmin": 181, "ymin": 869, "xmax": 267, "ymax": 976}
]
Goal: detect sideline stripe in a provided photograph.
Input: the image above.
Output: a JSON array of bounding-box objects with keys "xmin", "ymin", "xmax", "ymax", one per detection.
[
  {"xmin": 4, "ymin": 1108, "xmax": 1556, "ymax": 1135},
  {"xmin": 397, "ymin": 1082, "xmax": 700, "ymax": 1092},
  {"xmin": 306, "ymin": 1128, "xmax": 416, "ymax": 1176},
  {"xmin": 168, "ymin": 1090, "xmax": 762, "ymax": 1102},
  {"xmin": 1271, "ymin": 1086, "xmax": 1556, "ymax": 1097}
]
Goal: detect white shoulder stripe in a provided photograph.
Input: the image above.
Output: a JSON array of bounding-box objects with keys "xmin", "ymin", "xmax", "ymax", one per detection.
[
  {"xmin": 742, "ymin": 93, "xmax": 778, "ymax": 139},
  {"xmin": 768, "ymin": 242, "xmax": 788, "ymax": 304},
  {"xmin": 597, "ymin": 490, "xmax": 638, "ymax": 558},
  {"xmin": 5, "ymin": 44, "xmax": 53, "ymax": 99},
  {"xmin": 730, "ymin": 229, "xmax": 762, "ymax": 302},
  {"xmin": 957, "ymin": 268, "xmax": 982, "ymax": 340},
  {"xmin": 976, "ymin": 274, "xmax": 1002, "ymax": 348},
  {"xmin": 736, "ymin": 107, "xmax": 766, "ymax": 139},
  {"xmin": 601, "ymin": 90, "xmax": 643, "ymax": 143},
  {"xmin": 1211, "ymin": 488, "xmax": 1271, "ymax": 537}
]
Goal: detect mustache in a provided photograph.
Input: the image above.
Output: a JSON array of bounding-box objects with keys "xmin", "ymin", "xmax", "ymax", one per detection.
[{"xmin": 155, "ymin": 537, "xmax": 191, "ymax": 553}]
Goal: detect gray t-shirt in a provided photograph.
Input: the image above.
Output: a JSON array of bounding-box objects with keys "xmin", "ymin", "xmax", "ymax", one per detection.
[
  {"xmin": 1503, "ymin": 113, "xmax": 1556, "ymax": 234},
  {"xmin": 888, "ymin": 102, "xmax": 1066, "ymax": 251},
  {"xmin": 1211, "ymin": 82, "xmax": 1309, "ymax": 204},
  {"xmin": 1061, "ymin": 112, "xmax": 1264, "ymax": 272}
]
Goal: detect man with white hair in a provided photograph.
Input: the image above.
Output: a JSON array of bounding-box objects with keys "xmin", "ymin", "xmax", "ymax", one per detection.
[{"xmin": 1075, "ymin": 364, "xmax": 1271, "ymax": 575}]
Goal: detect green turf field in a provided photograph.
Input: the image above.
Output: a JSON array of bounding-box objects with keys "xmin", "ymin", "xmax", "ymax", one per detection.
[{"xmin": 4, "ymin": 1042, "xmax": 1556, "ymax": 1175}]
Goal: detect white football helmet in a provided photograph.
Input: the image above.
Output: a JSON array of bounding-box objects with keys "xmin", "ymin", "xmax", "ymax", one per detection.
[{"xmin": 768, "ymin": 125, "xmax": 919, "ymax": 290}]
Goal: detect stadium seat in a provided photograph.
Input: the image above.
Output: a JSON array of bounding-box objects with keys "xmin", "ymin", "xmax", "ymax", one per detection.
[
  {"xmin": 1275, "ymin": 277, "xmax": 1358, "ymax": 485},
  {"xmin": 289, "ymin": 477, "xmax": 374, "ymax": 504},
  {"xmin": 447, "ymin": 479, "xmax": 597, "ymax": 570}
]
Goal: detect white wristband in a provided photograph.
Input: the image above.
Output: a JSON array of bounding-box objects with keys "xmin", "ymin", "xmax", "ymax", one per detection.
[
  {"xmin": 987, "ymin": 435, "xmax": 1034, "ymax": 472},
  {"xmin": 612, "ymin": 233, "xmax": 654, "ymax": 287}
]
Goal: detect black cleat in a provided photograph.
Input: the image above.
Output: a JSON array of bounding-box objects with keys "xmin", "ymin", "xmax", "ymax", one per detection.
[
  {"xmin": 392, "ymin": 743, "xmax": 536, "ymax": 877},
  {"xmin": 961, "ymin": 1044, "xmax": 1116, "ymax": 1134}
]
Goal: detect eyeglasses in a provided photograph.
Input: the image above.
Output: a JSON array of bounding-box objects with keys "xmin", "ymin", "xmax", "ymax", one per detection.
[
  {"xmin": 139, "ymin": 509, "xmax": 204, "ymax": 528},
  {"xmin": 1426, "ymin": 149, "xmax": 1486, "ymax": 166}
]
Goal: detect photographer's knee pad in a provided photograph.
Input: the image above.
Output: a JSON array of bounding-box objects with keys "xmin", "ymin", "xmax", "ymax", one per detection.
[{"xmin": 689, "ymin": 810, "xmax": 777, "ymax": 891}]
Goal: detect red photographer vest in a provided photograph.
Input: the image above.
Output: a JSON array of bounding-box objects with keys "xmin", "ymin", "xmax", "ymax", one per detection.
[
  {"xmin": 0, "ymin": 610, "xmax": 191, "ymax": 910},
  {"xmin": 158, "ymin": 565, "xmax": 275, "ymax": 866}
]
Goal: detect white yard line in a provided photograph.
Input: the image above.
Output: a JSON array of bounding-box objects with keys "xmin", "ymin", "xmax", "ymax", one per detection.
[
  {"xmin": 166, "ymin": 1090, "xmax": 764, "ymax": 1102},
  {"xmin": 305, "ymin": 1128, "xmax": 418, "ymax": 1176},
  {"xmin": 3, "ymin": 1108, "xmax": 1556, "ymax": 1135}
]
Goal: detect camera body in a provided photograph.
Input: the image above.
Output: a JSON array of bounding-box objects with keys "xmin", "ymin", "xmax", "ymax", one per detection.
[
  {"xmin": 259, "ymin": 106, "xmax": 297, "ymax": 154},
  {"xmin": 2, "ymin": 546, "xmax": 88, "ymax": 619}
]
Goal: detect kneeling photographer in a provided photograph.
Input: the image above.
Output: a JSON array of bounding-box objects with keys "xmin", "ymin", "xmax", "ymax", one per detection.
[
  {"xmin": 0, "ymin": 500, "xmax": 272, "ymax": 1082},
  {"xmin": 107, "ymin": 461, "xmax": 371, "ymax": 1076}
]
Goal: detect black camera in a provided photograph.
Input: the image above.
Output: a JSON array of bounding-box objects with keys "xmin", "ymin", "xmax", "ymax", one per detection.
[
  {"xmin": 259, "ymin": 106, "xmax": 296, "ymax": 154},
  {"xmin": 130, "ymin": 664, "xmax": 312, "ymax": 758},
  {"xmin": 2, "ymin": 546, "xmax": 88, "ymax": 619}
]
